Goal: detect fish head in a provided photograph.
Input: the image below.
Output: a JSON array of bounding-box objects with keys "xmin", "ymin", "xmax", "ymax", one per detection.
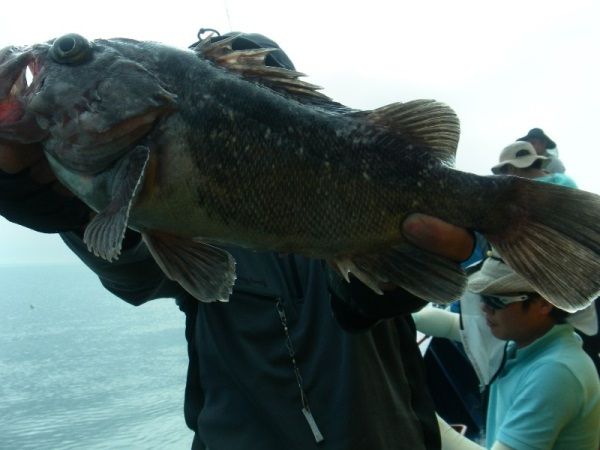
[{"xmin": 0, "ymin": 33, "xmax": 177, "ymax": 175}]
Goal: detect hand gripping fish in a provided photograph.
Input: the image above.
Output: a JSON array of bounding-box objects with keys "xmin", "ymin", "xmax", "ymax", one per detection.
[{"xmin": 0, "ymin": 33, "xmax": 599, "ymax": 312}]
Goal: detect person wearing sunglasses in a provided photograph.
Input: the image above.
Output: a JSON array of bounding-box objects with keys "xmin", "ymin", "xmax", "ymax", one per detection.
[{"xmin": 415, "ymin": 249, "xmax": 600, "ymax": 450}]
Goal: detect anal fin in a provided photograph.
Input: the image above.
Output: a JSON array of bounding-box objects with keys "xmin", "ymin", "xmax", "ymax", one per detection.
[
  {"xmin": 143, "ymin": 233, "xmax": 236, "ymax": 303},
  {"xmin": 334, "ymin": 243, "xmax": 467, "ymax": 304}
]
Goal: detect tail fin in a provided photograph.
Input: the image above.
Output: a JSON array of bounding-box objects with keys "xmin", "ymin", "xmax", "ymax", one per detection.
[{"xmin": 486, "ymin": 179, "xmax": 600, "ymax": 312}]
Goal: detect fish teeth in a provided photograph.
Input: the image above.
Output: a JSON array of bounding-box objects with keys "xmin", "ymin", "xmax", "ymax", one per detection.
[
  {"xmin": 25, "ymin": 65, "xmax": 33, "ymax": 87},
  {"xmin": 9, "ymin": 81, "xmax": 20, "ymax": 97}
]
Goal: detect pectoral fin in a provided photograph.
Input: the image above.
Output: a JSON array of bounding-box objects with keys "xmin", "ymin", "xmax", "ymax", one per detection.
[
  {"xmin": 83, "ymin": 145, "xmax": 150, "ymax": 261},
  {"xmin": 143, "ymin": 233, "xmax": 236, "ymax": 303}
]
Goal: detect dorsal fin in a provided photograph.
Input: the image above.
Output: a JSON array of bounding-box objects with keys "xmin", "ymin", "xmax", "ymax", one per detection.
[
  {"xmin": 193, "ymin": 33, "xmax": 331, "ymax": 103},
  {"xmin": 364, "ymin": 99, "xmax": 460, "ymax": 165}
]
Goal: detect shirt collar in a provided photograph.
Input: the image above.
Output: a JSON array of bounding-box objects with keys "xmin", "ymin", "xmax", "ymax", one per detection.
[{"xmin": 510, "ymin": 323, "xmax": 575, "ymax": 361}]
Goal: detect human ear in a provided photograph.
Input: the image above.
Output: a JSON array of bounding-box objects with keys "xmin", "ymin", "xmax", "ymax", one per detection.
[{"xmin": 537, "ymin": 297, "xmax": 555, "ymax": 316}]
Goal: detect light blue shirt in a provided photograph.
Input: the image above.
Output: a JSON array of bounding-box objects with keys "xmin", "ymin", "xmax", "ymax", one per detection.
[
  {"xmin": 536, "ymin": 172, "xmax": 578, "ymax": 189},
  {"xmin": 486, "ymin": 324, "xmax": 600, "ymax": 450}
]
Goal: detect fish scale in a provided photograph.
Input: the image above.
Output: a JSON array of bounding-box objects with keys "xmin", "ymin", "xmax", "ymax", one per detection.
[{"xmin": 0, "ymin": 32, "xmax": 599, "ymax": 311}]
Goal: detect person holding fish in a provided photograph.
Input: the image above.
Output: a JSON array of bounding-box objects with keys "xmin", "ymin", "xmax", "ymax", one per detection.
[
  {"xmin": 3, "ymin": 26, "xmax": 600, "ymax": 449},
  {"xmin": 0, "ymin": 31, "xmax": 477, "ymax": 450}
]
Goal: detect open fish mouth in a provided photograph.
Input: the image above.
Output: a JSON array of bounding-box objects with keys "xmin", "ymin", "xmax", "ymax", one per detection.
[
  {"xmin": 0, "ymin": 46, "xmax": 27, "ymax": 95},
  {"xmin": 0, "ymin": 36, "xmax": 176, "ymax": 173},
  {"xmin": 0, "ymin": 34, "xmax": 91, "ymax": 105},
  {"xmin": 0, "ymin": 45, "xmax": 48, "ymax": 144},
  {"xmin": 0, "ymin": 45, "xmax": 40, "ymax": 105}
]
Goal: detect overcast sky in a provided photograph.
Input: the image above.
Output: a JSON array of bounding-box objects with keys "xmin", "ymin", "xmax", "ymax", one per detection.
[{"xmin": 0, "ymin": 0, "xmax": 598, "ymax": 264}]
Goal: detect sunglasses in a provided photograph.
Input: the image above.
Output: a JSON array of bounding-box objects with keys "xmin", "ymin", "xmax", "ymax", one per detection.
[{"xmin": 480, "ymin": 293, "xmax": 535, "ymax": 310}]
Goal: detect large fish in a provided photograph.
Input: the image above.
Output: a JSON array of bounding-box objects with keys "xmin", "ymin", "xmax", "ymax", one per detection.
[{"xmin": 0, "ymin": 32, "xmax": 599, "ymax": 311}]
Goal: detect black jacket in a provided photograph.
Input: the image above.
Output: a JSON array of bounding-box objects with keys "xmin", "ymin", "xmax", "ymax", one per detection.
[{"xmin": 62, "ymin": 232, "xmax": 440, "ymax": 450}]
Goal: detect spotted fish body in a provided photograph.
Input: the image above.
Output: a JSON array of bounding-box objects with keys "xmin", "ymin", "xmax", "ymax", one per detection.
[{"xmin": 1, "ymin": 33, "xmax": 599, "ymax": 311}]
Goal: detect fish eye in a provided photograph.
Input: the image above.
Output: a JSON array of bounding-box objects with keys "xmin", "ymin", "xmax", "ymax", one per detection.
[{"xmin": 50, "ymin": 33, "xmax": 92, "ymax": 64}]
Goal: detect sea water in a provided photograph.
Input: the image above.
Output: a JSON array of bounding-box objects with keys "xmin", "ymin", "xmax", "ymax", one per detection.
[{"xmin": 0, "ymin": 263, "xmax": 192, "ymax": 449}]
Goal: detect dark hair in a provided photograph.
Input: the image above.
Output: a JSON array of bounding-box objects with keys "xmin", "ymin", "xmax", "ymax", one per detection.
[
  {"xmin": 517, "ymin": 128, "xmax": 557, "ymax": 150},
  {"xmin": 530, "ymin": 159, "xmax": 544, "ymax": 170},
  {"xmin": 549, "ymin": 307, "xmax": 571, "ymax": 323},
  {"xmin": 520, "ymin": 295, "xmax": 570, "ymax": 323},
  {"xmin": 497, "ymin": 158, "xmax": 543, "ymax": 174}
]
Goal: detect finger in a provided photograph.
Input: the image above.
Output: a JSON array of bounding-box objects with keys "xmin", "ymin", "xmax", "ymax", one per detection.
[
  {"xmin": 0, "ymin": 143, "xmax": 45, "ymax": 174},
  {"xmin": 28, "ymin": 157, "xmax": 76, "ymax": 197},
  {"xmin": 402, "ymin": 213, "xmax": 474, "ymax": 262}
]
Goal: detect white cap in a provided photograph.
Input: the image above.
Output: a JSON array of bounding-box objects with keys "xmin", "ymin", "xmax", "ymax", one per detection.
[
  {"xmin": 468, "ymin": 248, "xmax": 598, "ymax": 335},
  {"xmin": 491, "ymin": 141, "xmax": 549, "ymax": 174},
  {"xmin": 467, "ymin": 248, "xmax": 533, "ymax": 295}
]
